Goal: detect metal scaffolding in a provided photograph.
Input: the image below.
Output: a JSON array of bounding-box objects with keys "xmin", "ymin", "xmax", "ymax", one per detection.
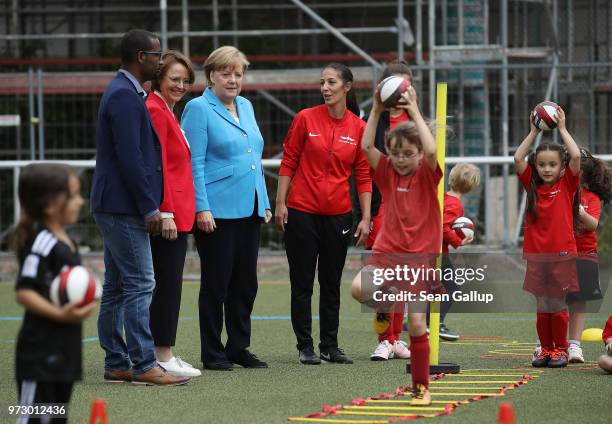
[{"xmin": 0, "ymin": 0, "xmax": 611, "ymax": 250}]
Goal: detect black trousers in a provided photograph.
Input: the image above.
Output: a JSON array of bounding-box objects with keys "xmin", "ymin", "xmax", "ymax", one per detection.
[
  {"xmin": 17, "ymin": 380, "xmax": 73, "ymax": 423},
  {"xmin": 150, "ymin": 232, "xmax": 188, "ymax": 347},
  {"xmin": 195, "ymin": 215, "xmax": 261, "ymax": 364},
  {"xmin": 284, "ymin": 208, "xmax": 352, "ymax": 351}
]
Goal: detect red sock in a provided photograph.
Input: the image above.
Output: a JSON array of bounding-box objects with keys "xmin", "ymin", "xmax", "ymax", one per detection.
[
  {"xmin": 536, "ymin": 312, "xmax": 553, "ymax": 351},
  {"xmin": 392, "ymin": 311, "xmax": 404, "ymax": 343},
  {"xmin": 378, "ymin": 313, "xmax": 393, "ymax": 343},
  {"xmin": 378, "ymin": 312, "xmax": 405, "ymax": 344},
  {"xmin": 409, "ymin": 333, "xmax": 430, "ymax": 388},
  {"xmin": 551, "ymin": 310, "xmax": 569, "ymax": 353}
]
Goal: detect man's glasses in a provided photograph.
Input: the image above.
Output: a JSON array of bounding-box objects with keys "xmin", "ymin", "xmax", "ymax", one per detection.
[{"xmin": 141, "ymin": 50, "xmax": 163, "ymax": 58}]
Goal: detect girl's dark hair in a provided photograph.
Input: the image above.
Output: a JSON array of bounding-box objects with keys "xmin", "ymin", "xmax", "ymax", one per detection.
[
  {"xmin": 379, "ymin": 59, "xmax": 414, "ymax": 84},
  {"xmin": 525, "ymin": 142, "xmax": 579, "ymax": 224},
  {"xmin": 10, "ymin": 164, "xmax": 72, "ymax": 260},
  {"xmin": 322, "ymin": 62, "xmax": 360, "ymax": 117},
  {"xmin": 579, "ymin": 147, "xmax": 612, "ymax": 205}
]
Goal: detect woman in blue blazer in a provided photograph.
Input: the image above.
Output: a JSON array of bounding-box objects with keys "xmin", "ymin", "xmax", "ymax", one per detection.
[{"xmin": 182, "ymin": 46, "xmax": 271, "ymax": 371}]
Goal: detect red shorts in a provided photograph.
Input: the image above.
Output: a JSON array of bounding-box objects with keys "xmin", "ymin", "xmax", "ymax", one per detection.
[
  {"xmin": 523, "ymin": 259, "xmax": 579, "ymax": 298},
  {"xmin": 366, "ymin": 252, "xmax": 443, "ymax": 296}
]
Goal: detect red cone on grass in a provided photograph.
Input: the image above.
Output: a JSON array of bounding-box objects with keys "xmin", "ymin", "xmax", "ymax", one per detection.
[
  {"xmin": 89, "ymin": 398, "xmax": 108, "ymax": 424},
  {"xmin": 498, "ymin": 402, "xmax": 516, "ymax": 424}
]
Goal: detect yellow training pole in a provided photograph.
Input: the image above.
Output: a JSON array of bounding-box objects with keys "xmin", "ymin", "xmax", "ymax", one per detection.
[{"xmin": 429, "ymin": 82, "xmax": 447, "ymax": 366}]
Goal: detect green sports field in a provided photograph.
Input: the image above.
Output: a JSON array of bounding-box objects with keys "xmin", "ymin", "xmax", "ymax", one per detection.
[{"xmin": 1, "ymin": 273, "xmax": 611, "ymax": 424}]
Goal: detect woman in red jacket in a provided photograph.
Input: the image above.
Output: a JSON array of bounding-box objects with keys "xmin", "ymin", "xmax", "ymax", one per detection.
[
  {"xmin": 275, "ymin": 63, "xmax": 372, "ymax": 365},
  {"xmin": 145, "ymin": 50, "xmax": 200, "ymax": 377}
]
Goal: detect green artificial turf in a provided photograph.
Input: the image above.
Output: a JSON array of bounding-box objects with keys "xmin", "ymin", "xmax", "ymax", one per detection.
[{"xmin": 1, "ymin": 279, "xmax": 611, "ymax": 424}]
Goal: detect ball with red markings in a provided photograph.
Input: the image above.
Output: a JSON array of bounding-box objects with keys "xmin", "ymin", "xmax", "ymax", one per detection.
[
  {"xmin": 378, "ymin": 76, "xmax": 411, "ymax": 108},
  {"xmin": 49, "ymin": 266, "xmax": 101, "ymax": 307},
  {"xmin": 452, "ymin": 217, "xmax": 475, "ymax": 239},
  {"xmin": 533, "ymin": 101, "xmax": 560, "ymax": 131}
]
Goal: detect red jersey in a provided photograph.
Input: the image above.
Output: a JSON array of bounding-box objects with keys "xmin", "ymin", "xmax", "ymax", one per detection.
[
  {"xmin": 279, "ymin": 105, "xmax": 371, "ymax": 215},
  {"xmin": 575, "ymin": 188, "xmax": 601, "ymax": 257},
  {"xmin": 372, "ymin": 155, "xmax": 442, "ymax": 254},
  {"xmin": 603, "ymin": 314, "xmax": 612, "ymax": 343},
  {"xmin": 442, "ymin": 193, "xmax": 464, "ymax": 254},
  {"xmin": 518, "ymin": 166, "xmax": 580, "ymax": 259},
  {"xmin": 389, "ymin": 111, "xmax": 409, "ymax": 129}
]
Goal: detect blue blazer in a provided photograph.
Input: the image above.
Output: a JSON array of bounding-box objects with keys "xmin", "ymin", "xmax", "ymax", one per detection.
[
  {"xmin": 91, "ymin": 72, "xmax": 163, "ymax": 216},
  {"xmin": 181, "ymin": 88, "xmax": 270, "ymax": 219}
]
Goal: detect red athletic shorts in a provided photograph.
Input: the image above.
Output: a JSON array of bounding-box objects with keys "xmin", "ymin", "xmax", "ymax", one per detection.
[{"xmin": 523, "ymin": 259, "xmax": 579, "ymax": 298}]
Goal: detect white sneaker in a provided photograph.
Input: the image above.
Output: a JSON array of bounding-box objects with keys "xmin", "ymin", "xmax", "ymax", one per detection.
[
  {"xmin": 370, "ymin": 340, "xmax": 394, "ymax": 361},
  {"xmin": 158, "ymin": 356, "xmax": 202, "ymax": 377},
  {"xmin": 568, "ymin": 344, "xmax": 585, "ymax": 363},
  {"xmin": 532, "ymin": 345, "xmax": 542, "ymax": 362},
  {"xmin": 393, "ymin": 340, "xmax": 411, "ymax": 359}
]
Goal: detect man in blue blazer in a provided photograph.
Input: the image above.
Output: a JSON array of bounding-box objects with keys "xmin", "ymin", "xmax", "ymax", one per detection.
[{"xmin": 91, "ymin": 29, "xmax": 189, "ymax": 386}]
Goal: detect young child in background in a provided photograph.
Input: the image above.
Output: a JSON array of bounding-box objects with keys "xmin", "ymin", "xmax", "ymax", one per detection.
[
  {"xmin": 514, "ymin": 108, "xmax": 581, "ymax": 368},
  {"xmin": 598, "ymin": 314, "xmax": 612, "ymax": 373},
  {"xmin": 566, "ymin": 148, "xmax": 611, "ymax": 362},
  {"xmin": 11, "ymin": 164, "xmax": 95, "ymax": 423},
  {"xmin": 426, "ymin": 163, "xmax": 481, "ymax": 341},
  {"xmin": 352, "ymin": 84, "xmax": 442, "ymax": 405}
]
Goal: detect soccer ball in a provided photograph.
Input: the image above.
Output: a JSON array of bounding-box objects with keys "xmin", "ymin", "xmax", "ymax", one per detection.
[
  {"xmin": 533, "ymin": 101, "xmax": 560, "ymax": 131},
  {"xmin": 49, "ymin": 265, "xmax": 101, "ymax": 307},
  {"xmin": 452, "ymin": 217, "xmax": 475, "ymax": 239},
  {"xmin": 378, "ymin": 76, "xmax": 411, "ymax": 108}
]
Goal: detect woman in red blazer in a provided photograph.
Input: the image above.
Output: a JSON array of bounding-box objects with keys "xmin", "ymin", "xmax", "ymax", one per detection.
[{"xmin": 145, "ymin": 50, "xmax": 200, "ymax": 378}]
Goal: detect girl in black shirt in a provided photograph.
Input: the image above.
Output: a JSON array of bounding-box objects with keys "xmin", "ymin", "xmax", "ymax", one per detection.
[{"xmin": 11, "ymin": 164, "xmax": 95, "ymax": 424}]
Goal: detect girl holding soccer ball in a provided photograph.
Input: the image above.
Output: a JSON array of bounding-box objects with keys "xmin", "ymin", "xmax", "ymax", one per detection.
[
  {"xmin": 10, "ymin": 164, "xmax": 95, "ymax": 422},
  {"xmin": 514, "ymin": 107, "xmax": 581, "ymax": 368}
]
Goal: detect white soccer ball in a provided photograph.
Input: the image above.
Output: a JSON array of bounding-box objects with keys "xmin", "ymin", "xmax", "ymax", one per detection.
[{"xmin": 49, "ymin": 265, "xmax": 102, "ymax": 307}]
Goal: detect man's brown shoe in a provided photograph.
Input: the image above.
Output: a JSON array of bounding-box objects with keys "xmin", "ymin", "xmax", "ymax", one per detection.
[
  {"xmin": 132, "ymin": 366, "xmax": 191, "ymax": 386},
  {"xmin": 104, "ymin": 368, "xmax": 133, "ymax": 383}
]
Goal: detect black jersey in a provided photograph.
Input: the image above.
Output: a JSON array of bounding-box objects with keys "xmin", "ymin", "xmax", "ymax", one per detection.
[{"xmin": 15, "ymin": 228, "xmax": 83, "ymax": 382}]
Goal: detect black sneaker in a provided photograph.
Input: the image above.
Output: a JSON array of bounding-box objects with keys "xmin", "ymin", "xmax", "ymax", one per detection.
[
  {"xmin": 439, "ymin": 323, "xmax": 460, "ymax": 341},
  {"xmin": 299, "ymin": 347, "xmax": 322, "ymax": 365},
  {"xmin": 320, "ymin": 347, "xmax": 354, "ymax": 364},
  {"xmin": 547, "ymin": 349, "xmax": 568, "ymax": 368},
  {"xmin": 228, "ymin": 350, "xmax": 268, "ymax": 368},
  {"xmin": 532, "ymin": 349, "xmax": 552, "ymax": 368}
]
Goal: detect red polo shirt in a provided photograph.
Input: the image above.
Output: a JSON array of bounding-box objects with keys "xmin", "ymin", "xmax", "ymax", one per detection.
[
  {"xmin": 372, "ymin": 155, "xmax": 442, "ymax": 254},
  {"xmin": 575, "ymin": 188, "xmax": 601, "ymax": 257},
  {"xmin": 279, "ymin": 105, "xmax": 372, "ymax": 215}
]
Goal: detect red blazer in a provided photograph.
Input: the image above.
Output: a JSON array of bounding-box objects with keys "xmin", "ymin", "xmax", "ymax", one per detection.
[{"xmin": 146, "ymin": 92, "xmax": 195, "ymax": 232}]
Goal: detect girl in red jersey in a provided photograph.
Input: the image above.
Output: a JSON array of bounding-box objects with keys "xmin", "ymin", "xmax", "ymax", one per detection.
[
  {"xmin": 352, "ymin": 84, "xmax": 442, "ymax": 406},
  {"xmin": 276, "ymin": 63, "xmax": 372, "ymax": 365},
  {"xmin": 565, "ymin": 148, "xmax": 612, "ymax": 363},
  {"xmin": 514, "ymin": 107, "xmax": 581, "ymax": 368},
  {"xmin": 365, "ymin": 60, "xmax": 414, "ymax": 362},
  {"xmin": 598, "ymin": 315, "xmax": 612, "ymax": 373}
]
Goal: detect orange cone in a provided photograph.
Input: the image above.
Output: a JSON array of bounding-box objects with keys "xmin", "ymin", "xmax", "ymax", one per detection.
[
  {"xmin": 498, "ymin": 402, "xmax": 516, "ymax": 424},
  {"xmin": 89, "ymin": 398, "xmax": 108, "ymax": 424}
]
